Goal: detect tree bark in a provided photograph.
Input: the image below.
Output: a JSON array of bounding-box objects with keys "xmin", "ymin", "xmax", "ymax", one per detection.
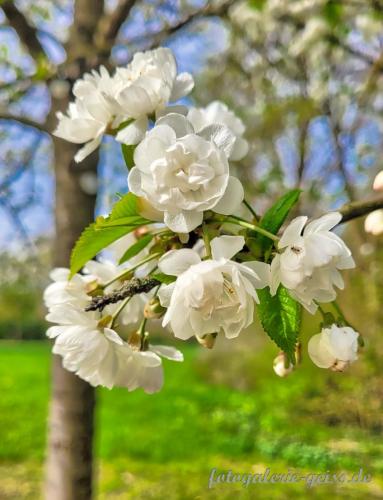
[
  {"xmin": 44, "ymin": 2, "xmax": 104, "ymax": 498},
  {"xmin": 44, "ymin": 99, "xmax": 99, "ymax": 500}
]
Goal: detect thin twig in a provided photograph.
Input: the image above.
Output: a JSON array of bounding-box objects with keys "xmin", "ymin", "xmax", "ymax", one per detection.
[{"xmin": 85, "ymin": 277, "xmax": 160, "ymax": 312}]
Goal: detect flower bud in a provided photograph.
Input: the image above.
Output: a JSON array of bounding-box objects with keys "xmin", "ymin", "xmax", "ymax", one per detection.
[
  {"xmin": 365, "ymin": 210, "xmax": 383, "ymax": 235},
  {"xmin": 144, "ymin": 297, "xmax": 166, "ymax": 319},
  {"xmin": 196, "ymin": 332, "xmax": 217, "ymax": 349},
  {"xmin": 308, "ymin": 324, "xmax": 359, "ymax": 371},
  {"xmin": 134, "ymin": 226, "xmax": 149, "ymax": 239},
  {"xmin": 373, "ymin": 170, "xmax": 383, "ymax": 191},
  {"xmin": 273, "ymin": 353, "xmax": 294, "ymax": 377}
]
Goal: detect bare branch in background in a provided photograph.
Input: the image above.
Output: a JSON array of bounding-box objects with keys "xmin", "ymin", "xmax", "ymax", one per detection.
[
  {"xmin": 2, "ymin": 1, "xmax": 46, "ymax": 59},
  {"xmin": 339, "ymin": 195, "xmax": 383, "ymax": 223},
  {"xmin": 95, "ymin": 0, "xmax": 139, "ymax": 59},
  {"xmin": 131, "ymin": 0, "xmax": 236, "ymax": 48},
  {"xmin": 0, "ymin": 112, "xmax": 49, "ymax": 134}
]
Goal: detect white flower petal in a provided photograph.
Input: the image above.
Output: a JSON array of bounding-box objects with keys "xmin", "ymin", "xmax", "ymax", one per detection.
[
  {"xmin": 164, "ymin": 210, "xmax": 203, "ymax": 233},
  {"xmin": 170, "ymin": 72, "xmax": 194, "ymax": 101},
  {"xmin": 151, "ymin": 344, "xmax": 184, "ymax": 362},
  {"xmin": 74, "ymin": 136, "xmax": 102, "ymax": 163},
  {"xmin": 158, "ymin": 249, "xmax": 201, "ymax": 276},
  {"xmin": 156, "ymin": 113, "xmax": 194, "ymax": 137},
  {"xmin": 199, "ymin": 124, "xmax": 236, "ymax": 158},
  {"xmin": 243, "ymin": 261, "xmax": 271, "ymax": 289},
  {"xmin": 308, "ymin": 333, "xmax": 334, "ymax": 368},
  {"xmin": 115, "ymin": 117, "xmax": 148, "ymax": 145},
  {"xmin": 210, "ymin": 235, "xmax": 245, "ymax": 260},
  {"xmin": 212, "ymin": 176, "xmax": 244, "ymax": 216},
  {"xmin": 103, "ymin": 328, "xmax": 124, "ymax": 345},
  {"xmin": 304, "ymin": 212, "xmax": 342, "ymax": 236},
  {"xmin": 279, "ymin": 216, "xmax": 308, "ymax": 248},
  {"xmin": 157, "ymin": 282, "xmax": 176, "ymax": 306}
]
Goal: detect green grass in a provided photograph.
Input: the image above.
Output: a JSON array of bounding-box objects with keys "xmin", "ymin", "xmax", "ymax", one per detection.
[{"xmin": 0, "ymin": 340, "xmax": 382, "ymax": 499}]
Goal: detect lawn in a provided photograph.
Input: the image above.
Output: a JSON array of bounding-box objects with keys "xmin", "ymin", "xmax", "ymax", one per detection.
[{"xmin": 0, "ymin": 340, "xmax": 382, "ymax": 499}]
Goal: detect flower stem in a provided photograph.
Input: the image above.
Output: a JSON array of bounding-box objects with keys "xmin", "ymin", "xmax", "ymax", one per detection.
[
  {"xmin": 226, "ymin": 215, "xmax": 279, "ymax": 242},
  {"xmin": 111, "ymin": 296, "xmax": 132, "ymax": 328},
  {"xmin": 103, "ymin": 253, "xmax": 161, "ymax": 288},
  {"xmin": 202, "ymin": 222, "xmax": 212, "ymax": 258},
  {"xmin": 243, "ymin": 200, "xmax": 259, "ymax": 221},
  {"xmin": 331, "ymin": 300, "xmax": 345, "ymax": 321},
  {"xmin": 317, "ymin": 304, "xmax": 328, "ymax": 320}
]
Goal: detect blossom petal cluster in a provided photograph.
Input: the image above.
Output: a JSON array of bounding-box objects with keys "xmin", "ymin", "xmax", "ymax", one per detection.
[
  {"xmin": 53, "ymin": 48, "xmax": 194, "ymax": 162},
  {"xmin": 45, "ymin": 46, "xmax": 363, "ymax": 391},
  {"xmin": 271, "ymin": 212, "xmax": 355, "ymax": 313},
  {"xmin": 308, "ymin": 324, "xmax": 359, "ymax": 371},
  {"xmin": 158, "ymin": 235, "xmax": 270, "ymax": 340},
  {"xmin": 128, "ymin": 113, "xmax": 244, "ymax": 232},
  {"xmin": 44, "ymin": 255, "xmax": 182, "ymax": 392}
]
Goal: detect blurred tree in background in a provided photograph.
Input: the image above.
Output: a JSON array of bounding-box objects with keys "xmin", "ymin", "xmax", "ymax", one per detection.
[{"xmin": 0, "ymin": 1, "xmax": 382, "ymax": 499}]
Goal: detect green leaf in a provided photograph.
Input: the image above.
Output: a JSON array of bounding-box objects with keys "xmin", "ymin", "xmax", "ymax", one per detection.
[
  {"xmin": 257, "ymin": 286, "xmax": 301, "ymax": 364},
  {"xmin": 151, "ymin": 273, "xmax": 176, "ymax": 285},
  {"xmin": 119, "ymin": 233, "xmax": 154, "ymax": 265},
  {"xmin": 249, "ymin": 189, "xmax": 301, "ymax": 255},
  {"xmin": 121, "ymin": 144, "xmax": 135, "ymax": 170},
  {"xmin": 70, "ymin": 223, "xmax": 137, "ymax": 277},
  {"xmin": 96, "ymin": 215, "xmax": 150, "ymax": 228}
]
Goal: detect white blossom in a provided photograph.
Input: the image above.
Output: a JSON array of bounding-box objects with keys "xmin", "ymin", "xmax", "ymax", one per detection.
[
  {"xmin": 113, "ymin": 47, "xmax": 194, "ymax": 145},
  {"xmin": 364, "ymin": 210, "xmax": 383, "ymax": 236},
  {"xmin": 46, "ymin": 305, "xmax": 129, "ymax": 389},
  {"xmin": 158, "ymin": 235, "xmax": 270, "ymax": 340},
  {"xmin": 53, "ymin": 66, "xmax": 119, "ymax": 163},
  {"xmin": 373, "ymin": 170, "xmax": 383, "ymax": 191},
  {"xmin": 271, "ymin": 212, "xmax": 355, "ymax": 313},
  {"xmin": 116, "ymin": 344, "xmax": 183, "ymax": 394},
  {"xmin": 308, "ymin": 324, "xmax": 359, "ymax": 371},
  {"xmin": 187, "ymin": 101, "xmax": 249, "ymax": 160},
  {"xmin": 43, "ymin": 268, "xmax": 93, "ymax": 309},
  {"xmin": 46, "ymin": 304, "xmax": 183, "ymax": 392},
  {"xmin": 53, "ymin": 48, "xmax": 194, "ymax": 162},
  {"xmin": 128, "ymin": 113, "xmax": 244, "ymax": 233}
]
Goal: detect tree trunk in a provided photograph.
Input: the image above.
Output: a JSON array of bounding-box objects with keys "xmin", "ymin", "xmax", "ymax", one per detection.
[
  {"xmin": 44, "ymin": 101, "xmax": 99, "ymax": 500},
  {"xmin": 44, "ymin": 2, "xmax": 105, "ymax": 498}
]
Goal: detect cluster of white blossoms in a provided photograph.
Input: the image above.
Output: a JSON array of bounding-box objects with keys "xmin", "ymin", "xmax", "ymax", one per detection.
[{"xmin": 47, "ymin": 47, "xmax": 364, "ymax": 391}]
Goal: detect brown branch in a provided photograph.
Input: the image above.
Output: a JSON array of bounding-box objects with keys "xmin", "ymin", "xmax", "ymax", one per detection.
[
  {"xmin": 85, "ymin": 277, "xmax": 160, "ymax": 312},
  {"xmin": 0, "ymin": 112, "xmax": 48, "ymax": 133},
  {"xmin": 94, "ymin": 0, "xmax": 138, "ymax": 59},
  {"xmin": 339, "ymin": 195, "xmax": 383, "ymax": 223},
  {"xmin": 2, "ymin": 1, "xmax": 45, "ymax": 59},
  {"xmin": 131, "ymin": 0, "xmax": 236, "ymax": 48}
]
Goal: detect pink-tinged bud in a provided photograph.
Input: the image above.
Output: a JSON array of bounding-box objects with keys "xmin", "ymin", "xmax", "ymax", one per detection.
[
  {"xmin": 365, "ymin": 210, "xmax": 383, "ymax": 235},
  {"xmin": 196, "ymin": 332, "xmax": 217, "ymax": 349},
  {"xmin": 134, "ymin": 226, "xmax": 149, "ymax": 239},
  {"xmin": 273, "ymin": 353, "xmax": 294, "ymax": 377},
  {"xmin": 373, "ymin": 170, "xmax": 383, "ymax": 191}
]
